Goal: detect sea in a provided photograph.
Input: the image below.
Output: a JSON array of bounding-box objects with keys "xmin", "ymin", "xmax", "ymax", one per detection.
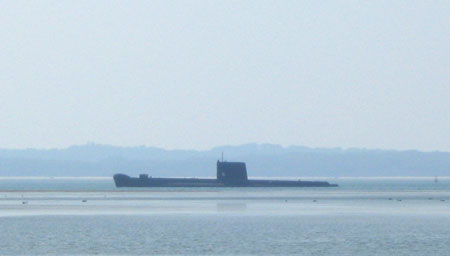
[{"xmin": 0, "ymin": 177, "xmax": 449, "ymax": 256}]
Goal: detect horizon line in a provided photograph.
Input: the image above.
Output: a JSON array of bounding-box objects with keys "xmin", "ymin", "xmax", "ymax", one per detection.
[{"xmin": 0, "ymin": 142, "xmax": 448, "ymax": 154}]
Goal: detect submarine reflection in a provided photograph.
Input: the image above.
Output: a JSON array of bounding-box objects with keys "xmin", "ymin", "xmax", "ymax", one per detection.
[{"xmin": 216, "ymin": 202, "xmax": 248, "ymax": 212}]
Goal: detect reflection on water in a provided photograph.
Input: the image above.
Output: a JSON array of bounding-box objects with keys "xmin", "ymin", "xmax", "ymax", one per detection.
[
  {"xmin": 0, "ymin": 178, "xmax": 449, "ymax": 255},
  {"xmin": 216, "ymin": 202, "xmax": 247, "ymax": 212},
  {"xmin": 0, "ymin": 189, "xmax": 449, "ymax": 217}
]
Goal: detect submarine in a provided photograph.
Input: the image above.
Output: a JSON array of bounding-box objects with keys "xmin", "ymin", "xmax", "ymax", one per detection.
[{"xmin": 113, "ymin": 160, "xmax": 338, "ymax": 188}]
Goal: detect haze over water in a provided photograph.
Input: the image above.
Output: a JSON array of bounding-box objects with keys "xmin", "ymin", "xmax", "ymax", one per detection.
[
  {"xmin": 1, "ymin": 0, "xmax": 449, "ymax": 255},
  {"xmin": 1, "ymin": 177, "xmax": 449, "ymax": 255}
]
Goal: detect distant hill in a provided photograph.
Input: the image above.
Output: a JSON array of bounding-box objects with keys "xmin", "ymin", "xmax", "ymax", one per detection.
[{"xmin": 0, "ymin": 143, "xmax": 449, "ymax": 177}]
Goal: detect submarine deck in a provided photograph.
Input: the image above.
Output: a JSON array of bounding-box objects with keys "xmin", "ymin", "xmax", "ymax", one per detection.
[{"xmin": 114, "ymin": 176, "xmax": 337, "ymax": 188}]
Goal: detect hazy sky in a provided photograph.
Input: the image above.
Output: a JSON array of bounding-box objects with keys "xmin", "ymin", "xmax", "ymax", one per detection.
[{"xmin": 0, "ymin": 1, "xmax": 449, "ymax": 151}]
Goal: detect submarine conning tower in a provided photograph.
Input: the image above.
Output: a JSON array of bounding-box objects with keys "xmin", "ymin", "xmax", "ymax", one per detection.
[{"xmin": 216, "ymin": 160, "xmax": 248, "ymax": 186}]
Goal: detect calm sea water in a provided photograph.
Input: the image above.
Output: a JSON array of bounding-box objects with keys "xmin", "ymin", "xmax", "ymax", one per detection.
[{"xmin": 0, "ymin": 177, "xmax": 449, "ymax": 255}]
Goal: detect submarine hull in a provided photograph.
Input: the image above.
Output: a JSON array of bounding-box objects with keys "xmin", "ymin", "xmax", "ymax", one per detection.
[
  {"xmin": 113, "ymin": 161, "xmax": 338, "ymax": 188},
  {"xmin": 113, "ymin": 174, "xmax": 337, "ymax": 188}
]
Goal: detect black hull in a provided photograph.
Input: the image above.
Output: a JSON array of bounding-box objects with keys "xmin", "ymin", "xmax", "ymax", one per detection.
[{"xmin": 113, "ymin": 174, "xmax": 338, "ymax": 188}]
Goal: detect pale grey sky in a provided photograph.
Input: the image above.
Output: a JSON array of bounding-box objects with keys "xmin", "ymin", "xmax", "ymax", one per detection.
[{"xmin": 0, "ymin": 1, "xmax": 449, "ymax": 151}]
